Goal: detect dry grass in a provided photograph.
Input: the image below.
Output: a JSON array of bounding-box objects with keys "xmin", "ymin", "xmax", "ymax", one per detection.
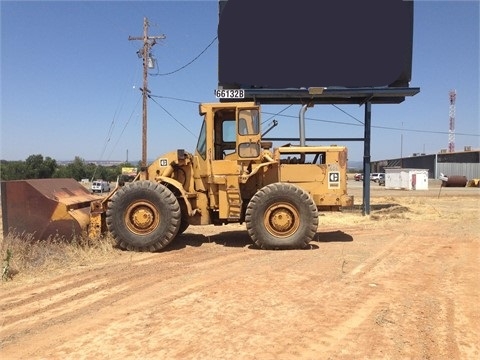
[{"xmin": 1, "ymin": 231, "xmax": 120, "ymax": 282}]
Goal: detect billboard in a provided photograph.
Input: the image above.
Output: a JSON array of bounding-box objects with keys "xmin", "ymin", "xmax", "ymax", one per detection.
[{"xmin": 218, "ymin": 0, "xmax": 414, "ymax": 89}]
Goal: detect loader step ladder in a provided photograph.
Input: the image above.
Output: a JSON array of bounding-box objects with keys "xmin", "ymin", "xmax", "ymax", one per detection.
[{"xmin": 226, "ymin": 188, "xmax": 242, "ymax": 221}]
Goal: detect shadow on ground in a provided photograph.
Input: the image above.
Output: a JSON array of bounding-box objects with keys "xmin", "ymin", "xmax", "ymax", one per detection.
[
  {"xmin": 166, "ymin": 230, "xmax": 252, "ymax": 252},
  {"xmin": 164, "ymin": 228, "xmax": 354, "ymax": 252},
  {"xmin": 342, "ymin": 202, "xmax": 411, "ymax": 221},
  {"xmin": 342, "ymin": 202, "xmax": 406, "ymax": 213},
  {"xmin": 314, "ymin": 230, "xmax": 353, "ymax": 243}
]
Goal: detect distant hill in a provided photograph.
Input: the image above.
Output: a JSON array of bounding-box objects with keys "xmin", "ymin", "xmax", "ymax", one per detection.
[{"xmin": 348, "ymin": 161, "xmax": 363, "ymax": 170}]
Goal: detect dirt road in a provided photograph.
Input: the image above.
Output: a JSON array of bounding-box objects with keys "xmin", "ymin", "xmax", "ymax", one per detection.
[{"xmin": 1, "ymin": 183, "xmax": 479, "ymax": 359}]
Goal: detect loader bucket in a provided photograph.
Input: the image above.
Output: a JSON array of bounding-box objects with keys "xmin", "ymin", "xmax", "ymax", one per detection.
[{"xmin": 1, "ymin": 178, "xmax": 102, "ymax": 240}]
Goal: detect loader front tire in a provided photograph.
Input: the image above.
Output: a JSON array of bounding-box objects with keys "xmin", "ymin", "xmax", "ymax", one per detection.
[
  {"xmin": 106, "ymin": 180, "xmax": 181, "ymax": 252},
  {"xmin": 177, "ymin": 199, "xmax": 190, "ymax": 236},
  {"xmin": 245, "ymin": 183, "xmax": 318, "ymax": 250}
]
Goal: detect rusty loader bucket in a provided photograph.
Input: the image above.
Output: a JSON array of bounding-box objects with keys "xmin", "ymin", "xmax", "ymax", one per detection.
[{"xmin": 1, "ymin": 178, "xmax": 102, "ymax": 240}]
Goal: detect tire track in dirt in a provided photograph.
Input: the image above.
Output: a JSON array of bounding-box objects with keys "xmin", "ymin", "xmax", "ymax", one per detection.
[
  {"xmin": 249, "ymin": 234, "xmax": 413, "ymax": 359},
  {"xmin": 0, "ymin": 228, "xmax": 248, "ymax": 307},
  {"xmin": 0, "ymin": 244, "xmax": 281, "ymax": 356},
  {"xmin": 1, "ymin": 247, "xmax": 226, "ymax": 339},
  {"xmin": 2, "ymin": 241, "xmax": 346, "ymax": 359},
  {"xmin": 268, "ymin": 221, "xmax": 478, "ymax": 360},
  {"xmin": 0, "ymin": 252, "xmax": 163, "ymax": 304},
  {"xmin": 1, "ymin": 197, "xmax": 478, "ymax": 359},
  {"xmin": 316, "ymin": 223, "xmax": 475, "ymax": 359},
  {"xmin": 0, "ymin": 250, "xmax": 199, "ymax": 314},
  {"xmin": 0, "ymin": 229, "xmax": 250, "ymax": 312},
  {"xmin": 0, "ymin": 226, "xmax": 394, "ymax": 358}
]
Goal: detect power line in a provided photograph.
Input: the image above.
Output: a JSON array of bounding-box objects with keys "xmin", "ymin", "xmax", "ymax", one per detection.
[
  {"xmin": 107, "ymin": 95, "xmax": 142, "ymax": 160},
  {"xmin": 148, "ymin": 96, "xmax": 197, "ymax": 138},
  {"xmin": 261, "ymin": 105, "xmax": 293, "ymax": 125},
  {"xmin": 331, "ymin": 104, "xmax": 364, "ymax": 125},
  {"xmin": 147, "ymin": 94, "xmax": 480, "ymax": 138},
  {"xmin": 148, "ymin": 94, "xmax": 200, "ymax": 104},
  {"xmin": 266, "ymin": 112, "xmax": 479, "ymax": 137},
  {"xmin": 263, "ymin": 111, "xmax": 361, "ymax": 128},
  {"xmin": 151, "ymin": 36, "xmax": 217, "ymax": 76},
  {"xmin": 99, "ymin": 67, "xmax": 141, "ymax": 160}
]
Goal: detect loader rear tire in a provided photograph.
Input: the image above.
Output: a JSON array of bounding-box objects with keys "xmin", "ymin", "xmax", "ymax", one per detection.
[
  {"xmin": 106, "ymin": 180, "xmax": 181, "ymax": 252},
  {"xmin": 245, "ymin": 183, "xmax": 318, "ymax": 250}
]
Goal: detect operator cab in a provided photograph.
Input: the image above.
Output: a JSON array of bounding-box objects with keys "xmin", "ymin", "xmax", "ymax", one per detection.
[{"xmin": 212, "ymin": 107, "xmax": 263, "ymax": 161}]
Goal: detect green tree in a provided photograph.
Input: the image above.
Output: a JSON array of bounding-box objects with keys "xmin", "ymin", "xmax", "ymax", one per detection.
[
  {"xmin": 52, "ymin": 156, "xmax": 87, "ymax": 181},
  {"xmin": 0, "ymin": 155, "xmax": 58, "ymax": 180},
  {"xmin": 0, "ymin": 160, "xmax": 27, "ymax": 180},
  {"xmin": 25, "ymin": 154, "xmax": 57, "ymax": 179},
  {"xmin": 42, "ymin": 156, "xmax": 58, "ymax": 178},
  {"xmin": 1, "ymin": 156, "xmax": 129, "ymax": 181},
  {"xmin": 66, "ymin": 156, "xmax": 87, "ymax": 181},
  {"xmin": 53, "ymin": 165, "xmax": 68, "ymax": 179}
]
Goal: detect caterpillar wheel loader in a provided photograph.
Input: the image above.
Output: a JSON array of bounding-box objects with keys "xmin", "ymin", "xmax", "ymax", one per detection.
[{"xmin": 87, "ymin": 101, "xmax": 353, "ymax": 251}]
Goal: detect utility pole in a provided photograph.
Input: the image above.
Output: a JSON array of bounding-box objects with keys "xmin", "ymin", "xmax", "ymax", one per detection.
[{"xmin": 129, "ymin": 17, "xmax": 166, "ymax": 172}]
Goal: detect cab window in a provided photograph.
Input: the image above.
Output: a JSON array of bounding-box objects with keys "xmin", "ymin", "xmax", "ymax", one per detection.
[
  {"xmin": 196, "ymin": 120, "xmax": 207, "ymax": 159},
  {"xmin": 237, "ymin": 109, "xmax": 260, "ymax": 158},
  {"xmin": 223, "ymin": 120, "xmax": 235, "ymax": 142},
  {"xmin": 238, "ymin": 109, "xmax": 259, "ymax": 135},
  {"xmin": 238, "ymin": 143, "xmax": 260, "ymax": 158}
]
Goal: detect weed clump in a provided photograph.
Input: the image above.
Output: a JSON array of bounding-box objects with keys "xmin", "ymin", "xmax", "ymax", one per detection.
[{"xmin": 0, "ymin": 231, "xmax": 118, "ymax": 282}]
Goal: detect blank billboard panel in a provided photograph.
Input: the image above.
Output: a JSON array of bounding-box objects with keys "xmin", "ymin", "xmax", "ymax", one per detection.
[{"xmin": 218, "ymin": 0, "xmax": 413, "ymax": 89}]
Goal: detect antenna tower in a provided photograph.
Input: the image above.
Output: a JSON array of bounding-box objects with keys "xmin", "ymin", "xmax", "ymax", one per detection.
[{"xmin": 448, "ymin": 89, "xmax": 456, "ymax": 153}]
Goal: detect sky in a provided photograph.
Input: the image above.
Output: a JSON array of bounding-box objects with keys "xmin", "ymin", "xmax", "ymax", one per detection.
[{"xmin": 1, "ymin": 0, "xmax": 479, "ymax": 164}]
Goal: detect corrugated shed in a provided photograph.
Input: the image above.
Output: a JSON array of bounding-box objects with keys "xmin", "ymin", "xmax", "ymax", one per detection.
[{"xmin": 372, "ymin": 150, "xmax": 480, "ymax": 179}]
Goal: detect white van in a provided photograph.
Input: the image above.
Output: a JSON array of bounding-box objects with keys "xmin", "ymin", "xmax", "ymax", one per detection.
[
  {"xmin": 370, "ymin": 173, "xmax": 382, "ymax": 182},
  {"xmin": 91, "ymin": 180, "xmax": 110, "ymax": 193}
]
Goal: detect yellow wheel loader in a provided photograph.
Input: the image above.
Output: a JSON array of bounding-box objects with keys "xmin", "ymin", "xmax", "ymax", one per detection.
[
  {"xmin": 1, "ymin": 102, "xmax": 353, "ymax": 251},
  {"xmin": 94, "ymin": 101, "xmax": 352, "ymax": 251}
]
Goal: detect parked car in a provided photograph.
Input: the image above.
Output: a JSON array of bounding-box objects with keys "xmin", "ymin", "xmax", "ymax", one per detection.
[
  {"xmin": 91, "ymin": 180, "xmax": 110, "ymax": 193},
  {"xmin": 370, "ymin": 173, "xmax": 382, "ymax": 182},
  {"xmin": 354, "ymin": 173, "xmax": 363, "ymax": 181}
]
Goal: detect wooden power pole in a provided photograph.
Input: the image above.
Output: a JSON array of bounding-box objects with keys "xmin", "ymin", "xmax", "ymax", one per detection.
[{"xmin": 128, "ymin": 17, "xmax": 166, "ymax": 172}]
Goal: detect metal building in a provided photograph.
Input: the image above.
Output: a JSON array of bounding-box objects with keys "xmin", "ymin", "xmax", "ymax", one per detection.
[{"xmin": 371, "ymin": 149, "xmax": 480, "ymax": 180}]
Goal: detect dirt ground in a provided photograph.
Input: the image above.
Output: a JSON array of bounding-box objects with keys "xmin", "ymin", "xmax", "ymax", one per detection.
[{"xmin": 1, "ymin": 180, "xmax": 479, "ymax": 359}]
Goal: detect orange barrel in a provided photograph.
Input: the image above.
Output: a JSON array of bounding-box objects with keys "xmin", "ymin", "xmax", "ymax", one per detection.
[{"xmin": 443, "ymin": 175, "xmax": 468, "ymax": 187}]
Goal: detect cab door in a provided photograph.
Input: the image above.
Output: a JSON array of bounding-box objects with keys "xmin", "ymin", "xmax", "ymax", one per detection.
[
  {"xmin": 236, "ymin": 108, "xmax": 261, "ymax": 160},
  {"xmin": 210, "ymin": 110, "xmax": 241, "ymax": 221}
]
